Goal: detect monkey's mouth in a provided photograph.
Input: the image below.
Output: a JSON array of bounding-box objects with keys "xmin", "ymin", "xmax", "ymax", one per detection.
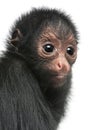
[
  {"xmin": 50, "ymin": 73, "xmax": 67, "ymax": 87},
  {"xmin": 51, "ymin": 72, "xmax": 67, "ymax": 79},
  {"xmin": 55, "ymin": 74, "xmax": 66, "ymax": 79}
]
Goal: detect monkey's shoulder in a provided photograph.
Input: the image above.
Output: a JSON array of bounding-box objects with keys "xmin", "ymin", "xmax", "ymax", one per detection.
[
  {"xmin": 0, "ymin": 52, "xmax": 32, "ymax": 83},
  {"xmin": 0, "ymin": 52, "xmax": 37, "ymax": 96}
]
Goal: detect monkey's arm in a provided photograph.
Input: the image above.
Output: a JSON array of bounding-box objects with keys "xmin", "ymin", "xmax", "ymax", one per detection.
[{"xmin": 0, "ymin": 55, "xmax": 56, "ymax": 130}]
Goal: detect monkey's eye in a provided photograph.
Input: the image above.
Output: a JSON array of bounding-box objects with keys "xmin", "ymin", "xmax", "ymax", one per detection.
[
  {"xmin": 43, "ymin": 44, "xmax": 54, "ymax": 53},
  {"xmin": 66, "ymin": 46, "xmax": 75, "ymax": 56}
]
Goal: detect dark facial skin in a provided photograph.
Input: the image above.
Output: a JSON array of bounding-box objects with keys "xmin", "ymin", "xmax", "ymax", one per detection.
[{"xmin": 35, "ymin": 27, "xmax": 77, "ymax": 88}]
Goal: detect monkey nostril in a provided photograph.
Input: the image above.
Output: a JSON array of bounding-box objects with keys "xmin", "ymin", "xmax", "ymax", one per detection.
[{"xmin": 57, "ymin": 62, "xmax": 62, "ymax": 70}]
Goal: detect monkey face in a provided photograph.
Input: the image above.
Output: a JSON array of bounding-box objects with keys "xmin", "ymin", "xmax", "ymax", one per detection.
[
  {"xmin": 35, "ymin": 27, "xmax": 77, "ymax": 87},
  {"xmin": 9, "ymin": 11, "xmax": 78, "ymax": 88}
]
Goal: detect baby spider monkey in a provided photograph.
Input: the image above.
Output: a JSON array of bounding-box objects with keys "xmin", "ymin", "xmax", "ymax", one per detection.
[{"xmin": 0, "ymin": 8, "xmax": 78, "ymax": 130}]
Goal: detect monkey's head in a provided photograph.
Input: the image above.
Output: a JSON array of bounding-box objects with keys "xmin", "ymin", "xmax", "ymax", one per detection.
[{"xmin": 9, "ymin": 8, "xmax": 78, "ymax": 88}]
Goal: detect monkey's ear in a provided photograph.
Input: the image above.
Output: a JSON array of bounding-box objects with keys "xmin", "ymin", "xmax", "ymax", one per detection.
[{"xmin": 10, "ymin": 28, "xmax": 23, "ymax": 45}]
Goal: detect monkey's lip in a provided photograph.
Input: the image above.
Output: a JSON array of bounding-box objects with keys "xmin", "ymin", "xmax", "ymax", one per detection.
[
  {"xmin": 52, "ymin": 73, "xmax": 67, "ymax": 79},
  {"xmin": 54, "ymin": 74, "xmax": 66, "ymax": 79},
  {"xmin": 51, "ymin": 73, "xmax": 67, "ymax": 81},
  {"xmin": 51, "ymin": 73, "xmax": 67, "ymax": 87}
]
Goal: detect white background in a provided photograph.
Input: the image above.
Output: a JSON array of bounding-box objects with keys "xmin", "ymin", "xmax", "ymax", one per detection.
[{"xmin": 0, "ymin": 0, "xmax": 91, "ymax": 130}]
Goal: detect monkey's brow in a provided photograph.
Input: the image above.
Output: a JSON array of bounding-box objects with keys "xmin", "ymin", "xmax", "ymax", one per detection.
[
  {"xmin": 39, "ymin": 33, "xmax": 55, "ymax": 41},
  {"xmin": 64, "ymin": 35, "xmax": 77, "ymax": 44},
  {"xmin": 41, "ymin": 34, "xmax": 50, "ymax": 39}
]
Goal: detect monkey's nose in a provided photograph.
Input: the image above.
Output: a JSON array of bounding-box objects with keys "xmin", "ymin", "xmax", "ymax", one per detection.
[{"xmin": 55, "ymin": 58, "xmax": 70, "ymax": 73}]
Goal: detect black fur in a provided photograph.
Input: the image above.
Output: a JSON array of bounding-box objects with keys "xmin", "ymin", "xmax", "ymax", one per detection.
[{"xmin": 0, "ymin": 8, "xmax": 78, "ymax": 130}]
